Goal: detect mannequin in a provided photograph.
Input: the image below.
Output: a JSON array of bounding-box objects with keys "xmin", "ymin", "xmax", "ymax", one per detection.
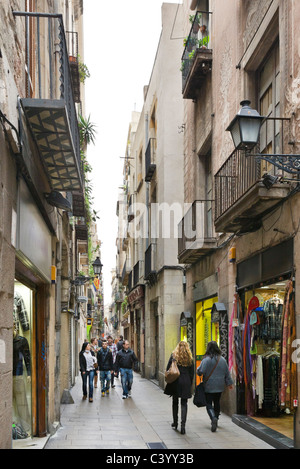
[
  {"xmin": 13, "ymin": 322, "xmax": 31, "ymax": 436},
  {"xmin": 14, "ymin": 291, "xmax": 30, "ymax": 332}
]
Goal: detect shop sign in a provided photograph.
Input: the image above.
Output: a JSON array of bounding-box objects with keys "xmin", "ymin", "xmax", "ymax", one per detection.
[
  {"xmin": 17, "ymin": 179, "xmax": 52, "ymax": 282},
  {"xmin": 128, "ymin": 285, "xmax": 144, "ymax": 305},
  {"xmin": 180, "ymin": 312, "xmax": 193, "ymax": 354}
]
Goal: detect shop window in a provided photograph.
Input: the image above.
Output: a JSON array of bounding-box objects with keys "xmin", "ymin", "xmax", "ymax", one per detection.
[{"xmin": 13, "ymin": 280, "xmax": 33, "ymax": 443}]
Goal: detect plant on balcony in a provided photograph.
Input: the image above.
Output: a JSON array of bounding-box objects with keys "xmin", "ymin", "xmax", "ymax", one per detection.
[
  {"xmin": 78, "ymin": 114, "xmax": 96, "ymax": 147},
  {"xmin": 198, "ymin": 36, "xmax": 209, "ymax": 49},
  {"xmin": 78, "ymin": 55, "xmax": 90, "ymax": 83},
  {"xmin": 189, "ymin": 13, "xmax": 201, "ymax": 33},
  {"xmin": 188, "ymin": 50, "xmax": 195, "ymax": 60},
  {"xmin": 183, "ymin": 36, "xmax": 197, "ymax": 52}
]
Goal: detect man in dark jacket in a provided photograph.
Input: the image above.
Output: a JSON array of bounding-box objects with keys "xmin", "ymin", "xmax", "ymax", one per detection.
[
  {"xmin": 115, "ymin": 340, "xmax": 138, "ymax": 399},
  {"xmin": 97, "ymin": 340, "xmax": 113, "ymax": 396}
]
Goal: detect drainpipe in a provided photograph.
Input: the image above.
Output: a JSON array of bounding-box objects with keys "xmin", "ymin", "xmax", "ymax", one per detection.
[{"xmin": 54, "ymin": 211, "xmax": 62, "ymax": 425}]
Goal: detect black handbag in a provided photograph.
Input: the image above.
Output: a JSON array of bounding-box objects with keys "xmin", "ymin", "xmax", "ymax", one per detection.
[
  {"xmin": 193, "ymin": 381, "xmax": 207, "ymax": 407},
  {"xmin": 193, "ymin": 356, "xmax": 220, "ymax": 408}
]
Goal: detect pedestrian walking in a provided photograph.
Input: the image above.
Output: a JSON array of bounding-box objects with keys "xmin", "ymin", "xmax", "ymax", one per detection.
[
  {"xmin": 197, "ymin": 341, "xmax": 233, "ymax": 432},
  {"xmin": 164, "ymin": 341, "xmax": 194, "ymax": 435},
  {"xmin": 115, "ymin": 340, "xmax": 138, "ymax": 399},
  {"xmin": 117, "ymin": 335, "xmax": 124, "ymax": 351},
  {"xmin": 79, "ymin": 342, "xmax": 97, "ymax": 402},
  {"xmin": 107, "ymin": 335, "xmax": 118, "ymax": 388},
  {"xmin": 97, "ymin": 339, "xmax": 113, "ymax": 396},
  {"xmin": 90, "ymin": 337, "xmax": 99, "ymax": 388}
]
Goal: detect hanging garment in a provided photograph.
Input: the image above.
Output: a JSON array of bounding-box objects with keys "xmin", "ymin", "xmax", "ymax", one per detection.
[
  {"xmin": 261, "ymin": 300, "xmax": 283, "ymax": 341},
  {"xmin": 280, "ymin": 280, "xmax": 297, "ymax": 411},
  {"xmin": 256, "ymin": 355, "xmax": 264, "ymax": 409}
]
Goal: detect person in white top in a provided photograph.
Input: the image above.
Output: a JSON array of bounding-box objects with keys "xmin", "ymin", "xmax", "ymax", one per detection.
[{"xmin": 79, "ymin": 342, "xmax": 97, "ymax": 402}]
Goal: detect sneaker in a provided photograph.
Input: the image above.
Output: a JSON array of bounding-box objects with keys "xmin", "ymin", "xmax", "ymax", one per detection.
[
  {"xmin": 122, "ymin": 395, "xmax": 127, "ymax": 399},
  {"xmin": 111, "ymin": 385, "xmax": 116, "ymax": 388},
  {"xmin": 128, "ymin": 392, "xmax": 131, "ymax": 398},
  {"xmin": 89, "ymin": 398, "xmax": 93, "ymax": 402},
  {"xmin": 106, "ymin": 389, "xmax": 109, "ymax": 395},
  {"xmin": 101, "ymin": 392, "xmax": 105, "ymax": 397}
]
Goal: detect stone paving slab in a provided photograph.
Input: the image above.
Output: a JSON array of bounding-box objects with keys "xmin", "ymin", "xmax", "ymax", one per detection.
[{"xmin": 45, "ymin": 373, "xmax": 273, "ymax": 450}]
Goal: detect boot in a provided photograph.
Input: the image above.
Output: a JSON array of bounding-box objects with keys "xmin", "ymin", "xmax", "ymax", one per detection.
[
  {"xmin": 171, "ymin": 399, "xmax": 178, "ymax": 430},
  {"xmin": 181, "ymin": 400, "xmax": 187, "ymax": 435},
  {"xmin": 207, "ymin": 408, "xmax": 218, "ymax": 432}
]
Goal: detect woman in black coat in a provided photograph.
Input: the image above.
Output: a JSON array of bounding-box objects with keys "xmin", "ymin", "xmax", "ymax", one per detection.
[{"xmin": 164, "ymin": 341, "xmax": 194, "ymax": 435}]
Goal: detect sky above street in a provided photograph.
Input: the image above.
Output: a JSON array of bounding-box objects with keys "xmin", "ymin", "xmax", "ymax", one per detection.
[{"xmin": 83, "ymin": 1, "xmax": 182, "ymax": 304}]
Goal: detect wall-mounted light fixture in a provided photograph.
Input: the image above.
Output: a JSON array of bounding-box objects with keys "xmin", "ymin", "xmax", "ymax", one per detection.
[{"xmin": 227, "ymin": 100, "xmax": 300, "ymax": 175}]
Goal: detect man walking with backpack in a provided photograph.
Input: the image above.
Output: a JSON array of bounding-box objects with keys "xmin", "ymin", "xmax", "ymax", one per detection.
[{"xmin": 115, "ymin": 340, "xmax": 138, "ymax": 399}]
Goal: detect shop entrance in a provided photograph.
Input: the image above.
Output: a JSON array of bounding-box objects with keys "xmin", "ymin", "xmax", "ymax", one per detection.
[
  {"xmin": 195, "ymin": 296, "xmax": 218, "ymax": 385},
  {"xmin": 233, "ymin": 278, "xmax": 296, "ymax": 441},
  {"xmin": 13, "ymin": 280, "xmax": 35, "ymax": 444}
]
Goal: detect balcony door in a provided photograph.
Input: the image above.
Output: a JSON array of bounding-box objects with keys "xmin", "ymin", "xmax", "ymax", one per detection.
[{"xmin": 258, "ymin": 40, "xmax": 281, "ymax": 176}]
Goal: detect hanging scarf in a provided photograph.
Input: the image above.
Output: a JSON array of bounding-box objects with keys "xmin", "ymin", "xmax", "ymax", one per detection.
[{"xmin": 280, "ymin": 280, "xmax": 297, "ymax": 410}]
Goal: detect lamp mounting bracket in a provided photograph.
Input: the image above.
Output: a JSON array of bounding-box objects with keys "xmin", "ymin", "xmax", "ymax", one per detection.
[{"xmin": 252, "ymin": 154, "xmax": 300, "ymax": 175}]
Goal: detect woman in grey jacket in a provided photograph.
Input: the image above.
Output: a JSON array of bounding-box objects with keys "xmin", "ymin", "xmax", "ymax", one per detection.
[{"xmin": 197, "ymin": 341, "xmax": 233, "ymax": 432}]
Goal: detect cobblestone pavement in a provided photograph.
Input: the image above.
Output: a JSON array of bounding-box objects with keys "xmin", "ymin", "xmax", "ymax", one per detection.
[{"xmin": 44, "ymin": 373, "xmax": 273, "ymax": 450}]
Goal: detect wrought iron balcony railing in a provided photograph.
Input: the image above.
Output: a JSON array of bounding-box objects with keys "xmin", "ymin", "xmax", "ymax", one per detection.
[
  {"xmin": 178, "ymin": 200, "xmax": 216, "ymax": 263},
  {"xmin": 145, "ymin": 138, "xmax": 156, "ymax": 182},
  {"xmin": 14, "ymin": 11, "xmax": 82, "ymax": 192},
  {"xmin": 181, "ymin": 11, "xmax": 212, "ymax": 99},
  {"xmin": 144, "ymin": 243, "xmax": 157, "ymax": 285},
  {"xmin": 214, "ymin": 117, "xmax": 292, "ymax": 232}
]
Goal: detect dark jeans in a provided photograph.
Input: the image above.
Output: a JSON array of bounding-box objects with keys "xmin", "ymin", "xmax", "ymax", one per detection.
[
  {"xmin": 205, "ymin": 392, "xmax": 222, "ymax": 419},
  {"xmin": 81, "ymin": 370, "xmax": 95, "ymax": 398}
]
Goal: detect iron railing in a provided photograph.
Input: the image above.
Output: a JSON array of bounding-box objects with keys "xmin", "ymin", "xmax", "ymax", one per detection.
[
  {"xmin": 145, "ymin": 244, "xmax": 156, "ymax": 280},
  {"xmin": 178, "ymin": 200, "xmax": 214, "ymax": 256},
  {"xmin": 214, "ymin": 117, "xmax": 291, "ymax": 221},
  {"xmin": 181, "ymin": 11, "xmax": 212, "ymax": 91},
  {"xmin": 145, "ymin": 138, "xmax": 157, "ymax": 182},
  {"xmin": 13, "ymin": 11, "xmax": 81, "ymax": 173}
]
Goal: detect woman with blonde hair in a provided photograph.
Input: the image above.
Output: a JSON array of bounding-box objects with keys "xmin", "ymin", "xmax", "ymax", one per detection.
[{"xmin": 164, "ymin": 341, "xmax": 194, "ymax": 434}]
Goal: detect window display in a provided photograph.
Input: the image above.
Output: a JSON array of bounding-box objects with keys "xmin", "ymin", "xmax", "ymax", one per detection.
[{"xmin": 13, "ymin": 281, "xmax": 33, "ymax": 441}]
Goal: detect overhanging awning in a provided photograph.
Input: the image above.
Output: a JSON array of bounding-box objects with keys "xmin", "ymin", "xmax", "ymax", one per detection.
[{"xmin": 21, "ymin": 98, "xmax": 82, "ymax": 192}]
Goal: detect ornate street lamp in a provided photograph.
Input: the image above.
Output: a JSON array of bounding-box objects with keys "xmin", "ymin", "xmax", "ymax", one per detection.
[
  {"xmin": 92, "ymin": 256, "xmax": 103, "ymax": 276},
  {"xmin": 226, "ymin": 100, "xmax": 265, "ymax": 152},
  {"xmin": 71, "ymin": 257, "xmax": 103, "ymax": 286},
  {"xmin": 227, "ymin": 100, "xmax": 300, "ymax": 176}
]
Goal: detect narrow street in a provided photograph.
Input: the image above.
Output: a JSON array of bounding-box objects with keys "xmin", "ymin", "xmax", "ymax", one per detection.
[{"xmin": 43, "ymin": 373, "xmax": 272, "ymax": 450}]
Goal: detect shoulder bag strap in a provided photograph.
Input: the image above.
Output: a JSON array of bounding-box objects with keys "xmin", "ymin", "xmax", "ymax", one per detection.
[{"xmin": 204, "ymin": 356, "xmax": 220, "ymax": 383}]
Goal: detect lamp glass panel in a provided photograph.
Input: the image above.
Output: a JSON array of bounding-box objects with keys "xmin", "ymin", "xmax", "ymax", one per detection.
[
  {"xmin": 230, "ymin": 119, "xmax": 242, "ymax": 148},
  {"xmin": 240, "ymin": 117, "xmax": 261, "ymax": 146}
]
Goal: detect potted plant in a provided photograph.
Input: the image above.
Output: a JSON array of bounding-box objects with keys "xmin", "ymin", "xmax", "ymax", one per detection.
[
  {"xmin": 198, "ymin": 36, "xmax": 209, "ymax": 49},
  {"xmin": 189, "ymin": 13, "xmax": 201, "ymax": 33},
  {"xmin": 188, "ymin": 50, "xmax": 195, "ymax": 60},
  {"xmin": 184, "ymin": 36, "xmax": 197, "ymax": 52}
]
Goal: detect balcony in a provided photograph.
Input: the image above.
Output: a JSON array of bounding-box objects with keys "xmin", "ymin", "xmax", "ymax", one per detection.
[
  {"xmin": 144, "ymin": 244, "xmax": 157, "ymax": 285},
  {"xmin": 178, "ymin": 200, "xmax": 216, "ymax": 264},
  {"xmin": 128, "ymin": 193, "xmax": 135, "ymax": 222},
  {"xmin": 214, "ymin": 118, "xmax": 292, "ymax": 233},
  {"xmin": 133, "ymin": 261, "xmax": 143, "ymax": 287},
  {"xmin": 75, "ymin": 217, "xmax": 88, "ymax": 240},
  {"xmin": 121, "ymin": 261, "xmax": 129, "ymax": 286},
  {"xmin": 181, "ymin": 11, "xmax": 212, "ymax": 100},
  {"xmin": 66, "ymin": 31, "xmax": 81, "ymax": 104},
  {"xmin": 145, "ymin": 138, "xmax": 156, "ymax": 182},
  {"xmin": 14, "ymin": 11, "xmax": 82, "ymax": 192}
]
